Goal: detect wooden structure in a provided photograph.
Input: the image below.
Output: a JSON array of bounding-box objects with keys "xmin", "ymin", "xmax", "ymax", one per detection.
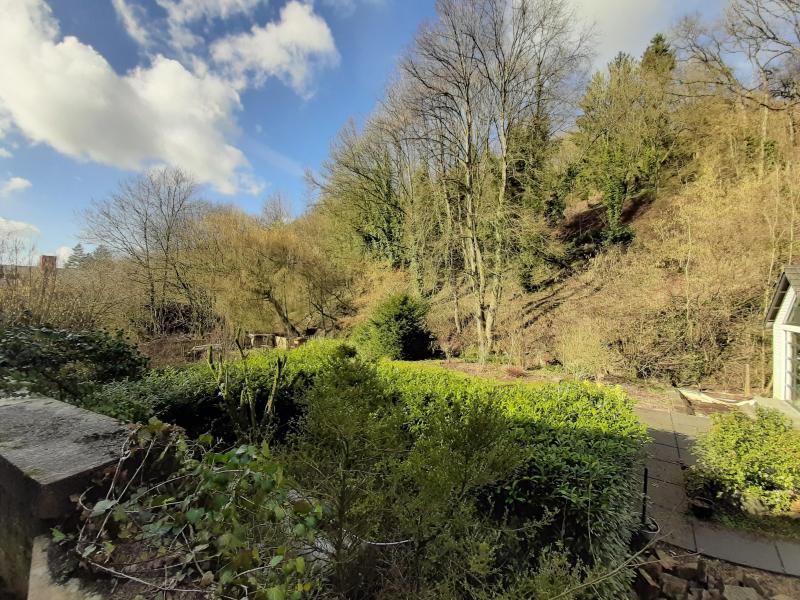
[
  {"xmin": 766, "ymin": 265, "xmax": 800, "ymax": 407},
  {"xmin": 246, "ymin": 333, "xmax": 276, "ymax": 349}
]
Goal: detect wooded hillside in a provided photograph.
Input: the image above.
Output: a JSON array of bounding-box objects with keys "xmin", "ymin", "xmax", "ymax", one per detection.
[{"xmin": 3, "ymin": 0, "xmax": 799, "ymax": 392}]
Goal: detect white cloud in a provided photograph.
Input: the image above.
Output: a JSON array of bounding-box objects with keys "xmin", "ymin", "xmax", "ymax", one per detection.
[
  {"xmin": 0, "ymin": 0, "xmax": 250, "ymax": 194},
  {"xmin": 112, "ymin": 0, "xmax": 152, "ymax": 47},
  {"xmin": 157, "ymin": 0, "xmax": 266, "ymax": 23},
  {"xmin": 0, "ymin": 176, "xmax": 32, "ymax": 197},
  {"xmin": 0, "ymin": 217, "xmax": 39, "ymax": 236},
  {"xmin": 320, "ymin": 0, "xmax": 383, "ymax": 17},
  {"xmin": 55, "ymin": 244, "xmax": 72, "ymax": 266},
  {"xmin": 150, "ymin": 0, "xmax": 268, "ymax": 54},
  {"xmin": 0, "ymin": 148, "xmax": 11, "ymax": 158},
  {"xmin": 571, "ymin": 0, "xmax": 705, "ymax": 68},
  {"xmin": 212, "ymin": 1, "xmax": 338, "ymax": 96}
]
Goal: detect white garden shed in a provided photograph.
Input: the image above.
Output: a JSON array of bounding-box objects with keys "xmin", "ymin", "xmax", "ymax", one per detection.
[{"xmin": 766, "ymin": 265, "xmax": 800, "ymax": 407}]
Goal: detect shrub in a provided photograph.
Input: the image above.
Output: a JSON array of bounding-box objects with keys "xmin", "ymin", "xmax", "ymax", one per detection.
[
  {"xmin": 353, "ymin": 293, "xmax": 436, "ymax": 361},
  {"xmin": 86, "ymin": 340, "xmax": 352, "ymax": 437},
  {"xmin": 68, "ymin": 421, "xmax": 319, "ymax": 599},
  {"xmin": 690, "ymin": 408, "xmax": 800, "ymax": 514},
  {"xmin": 82, "ymin": 341, "xmax": 645, "ymax": 598},
  {"xmin": 377, "ymin": 361, "xmax": 647, "ymax": 595},
  {"xmin": 285, "ymin": 351, "xmax": 405, "ymax": 596},
  {"xmin": 0, "ymin": 324, "xmax": 147, "ymax": 400}
]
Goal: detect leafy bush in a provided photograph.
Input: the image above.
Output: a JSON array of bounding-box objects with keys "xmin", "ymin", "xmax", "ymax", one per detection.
[
  {"xmin": 353, "ymin": 293, "xmax": 436, "ymax": 361},
  {"xmin": 0, "ymin": 324, "xmax": 147, "ymax": 400},
  {"xmin": 690, "ymin": 408, "xmax": 800, "ymax": 514},
  {"xmin": 67, "ymin": 421, "xmax": 319, "ymax": 599},
  {"xmin": 86, "ymin": 340, "xmax": 351, "ymax": 436},
  {"xmin": 282, "ymin": 349, "xmax": 645, "ymax": 597},
  {"xmin": 379, "ymin": 361, "xmax": 648, "ymax": 582},
  {"xmin": 80, "ymin": 341, "xmax": 646, "ymax": 598}
]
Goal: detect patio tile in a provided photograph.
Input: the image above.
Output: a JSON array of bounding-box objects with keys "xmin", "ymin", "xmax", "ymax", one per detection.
[
  {"xmin": 648, "ymin": 428, "xmax": 677, "ymax": 447},
  {"xmin": 646, "ymin": 457, "xmax": 684, "ymax": 486},
  {"xmin": 693, "ymin": 522, "xmax": 784, "ymax": 573},
  {"xmin": 648, "ymin": 442, "xmax": 680, "ymax": 463},
  {"xmin": 647, "ymin": 478, "xmax": 687, "ymax": 512},
  {"xmin": 776, "ymin": 540, "xmax": 800, "ymax": 576},
  {"xmin": 650, "ymin": 504, "xmax": 696, "ymax": 551}
]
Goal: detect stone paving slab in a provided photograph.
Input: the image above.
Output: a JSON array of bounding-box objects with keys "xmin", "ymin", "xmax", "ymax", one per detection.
[
  {"xmin": 647, "ymin": 457, "xmax": 684, "ymax": 486},
  {"xmin": 693, "ymin": 522, "xmax": 786, "ymax": 573},
  {"xmin": 650, "ymin": 442, "xmax": 681, "ymax": 463},
  {"xmin": 647, "ymin": 478, "xmax": 688, "ymax": 511},
  {"xmin": 776, "ymin": 541, "xmax": 800, "ymax": 577},
  {"xmin": 651, "ymin": 504, "xmax": 697, "ymax": 551},
  {"xmin": 636, "ymin": 405, "xmax": 800, "ymax": 576}
]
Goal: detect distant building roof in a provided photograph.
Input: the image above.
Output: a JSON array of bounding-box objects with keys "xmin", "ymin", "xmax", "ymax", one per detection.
[{"xmin": 766, "ymin": 265, "xmax": 800, "ymax": 325}]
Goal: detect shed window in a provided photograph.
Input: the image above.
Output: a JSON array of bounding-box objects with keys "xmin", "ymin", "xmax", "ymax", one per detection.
[{"xmin": 790, "ymin": 297, "xmax": 800, "ymax": 326}]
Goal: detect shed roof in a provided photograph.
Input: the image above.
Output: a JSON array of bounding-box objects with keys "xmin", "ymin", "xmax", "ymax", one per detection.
[{"xmin": 766, "ymin": 265, "xmax": 800, "ymax": 325}]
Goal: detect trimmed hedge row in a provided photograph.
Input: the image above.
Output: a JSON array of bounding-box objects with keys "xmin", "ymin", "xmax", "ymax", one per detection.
[{"xmin": 376, "ymin": 361, "xmax": 648, "ymax": 570}]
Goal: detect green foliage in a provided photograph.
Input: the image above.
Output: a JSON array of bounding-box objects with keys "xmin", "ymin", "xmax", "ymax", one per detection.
[
  {"xmin": 80, "ymin": 341, "xmax": 646, "ymax": 598},
  {"xmin": 285, "ymin": 351, "xmax": 405, "ymax": 596},
  {"xmin": 0, "ymin": 324, "xmax": 147, "ymax": 400},
  {"xmin": 574, "ymin": 51, "xmax": 679, "ymax": 244},
  {"xmin": 73, "ymin": 421, "xmax": 319, "ymax": 599},
  {"xmin": 86, "ymin": 340, "xmax": 351, "ymax": 436},
  {"xmin": 284, "ymin": 353, "xmax": 644, "ymax": 598},
  {"xmin": 209, "ymin": 339, "xmax": 296, "ymax": 444},
  {"xmin": 379, "ymin": 361, "xmax": 648, "ymax": 580},
  {"xmin": 353, "ymin": 293, "xmax": 436, "ymax": 361},
  {"xmin": 690, "ymin": 408, "xmax": 800, "ymax": 514},
  {"xmin": 641, "ymin": 33, "xmax": 675, "ymax": 77}
]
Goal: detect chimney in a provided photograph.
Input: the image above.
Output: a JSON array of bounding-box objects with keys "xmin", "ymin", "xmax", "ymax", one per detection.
[{"xmin": 39, "ymin": 255, "xmax": 57, "ymax": 274}]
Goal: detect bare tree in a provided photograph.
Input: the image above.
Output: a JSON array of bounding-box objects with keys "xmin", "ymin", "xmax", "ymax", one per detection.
[
  {"xmin": 400, "ymin": 0, "xmax": 591, "ymax": 360},
  {"xmin": 83, "ymin": 167, "xmax": 206, "ymax": 336},
  {"xmin": 675, "ymin": 0, "xmax": 800, "ymax": 175}
]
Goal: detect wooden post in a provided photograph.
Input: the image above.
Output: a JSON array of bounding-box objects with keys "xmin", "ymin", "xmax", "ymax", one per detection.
[{"xmin": 744, "ymin": 364, "xmax": 751, "ymax": 397}]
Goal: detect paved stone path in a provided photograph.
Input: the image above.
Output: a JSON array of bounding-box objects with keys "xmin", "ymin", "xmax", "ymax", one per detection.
[{"xmin": 634, "ymin": 406, "xmax": 800, "ymax": 577}]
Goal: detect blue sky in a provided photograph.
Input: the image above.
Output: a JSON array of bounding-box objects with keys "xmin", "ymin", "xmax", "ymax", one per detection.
[{"xmin": 0, "ymin": 0, "xmax": 722, "ymax": 262}]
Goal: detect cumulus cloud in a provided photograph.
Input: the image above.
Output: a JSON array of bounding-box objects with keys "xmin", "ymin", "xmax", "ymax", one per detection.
[
  {"xmin": 0, "ymin": 217, "xmax": 39, "ymax": 236},
  {"xmin": 0, "ymin": 148, "xmax": 11, "ymax": 158},
  {"xmin": 157, "ymin": 0, "xmax": 266, "ymax": 23},
  {"xmin": 0, "ymin": 0, "xmax": 250, "ymax": 194},
  {"xmin": 212, "ymin": 1, "xmax": 338, "ymax": 95},
  {"xmin": 0, "ymin": 176, "xmax": 32, "ymax": 197},
  {"xmin": 320, "ymin": 0, "xmax": 384, "ymax": 17},
  {"xmin": 142, "ymin": 0, "xmax": 269, "ymax": 54}
]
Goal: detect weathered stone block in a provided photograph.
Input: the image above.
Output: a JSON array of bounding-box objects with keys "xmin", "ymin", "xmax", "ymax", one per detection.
[
  {"xmin": 662, "ymin": 573, "xmax": 689, "ymax": 600},
  {"xmin": 0, "ymin": 397, "xmax": 127, "ymax": 599},
  {"xmin": 722, "ymin": 586, "xmax": 763, "ymax": 600},
  {"xmin": 675, "ymin": 562, "xmax": 699, "ymax": 581},
  {"xmin": 635, "ymin": 568, "xmax": 661, "ymax": 600}
]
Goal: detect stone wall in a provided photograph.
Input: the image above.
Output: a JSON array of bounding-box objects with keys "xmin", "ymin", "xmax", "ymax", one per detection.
[{"xmin": 0, "ymin": 397, "xmax": 127, "ymax": 599}]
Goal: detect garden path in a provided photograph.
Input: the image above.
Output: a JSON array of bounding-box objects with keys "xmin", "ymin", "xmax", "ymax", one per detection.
[{"xmin": 634, "ymin": 405, "xmax": 800, "ymax": 576}]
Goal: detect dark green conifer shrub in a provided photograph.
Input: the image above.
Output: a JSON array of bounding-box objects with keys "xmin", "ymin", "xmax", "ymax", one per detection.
[{"xmin": 353, "ymin": 293, "xmax": 436, "ymax": 361}]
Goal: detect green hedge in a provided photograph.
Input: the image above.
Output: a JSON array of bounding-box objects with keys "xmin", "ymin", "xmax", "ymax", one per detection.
[
  {"xmin": 377, "ymin": 362, "xmax": 647, "ymax": 572},
  {"xmin": 84, "ymin": 339, "xmax": 349, "ymax": 436},
  {"xmin": 0, "ymin": 324, "xmax": 147, "ymax": 400},
  {"xmin": 85, "ymin": 341, "xmax": 646, "ymax": 596},
  {"xmin": 691, "ymin": 408, "xmax": 800, "ymax": 515}
]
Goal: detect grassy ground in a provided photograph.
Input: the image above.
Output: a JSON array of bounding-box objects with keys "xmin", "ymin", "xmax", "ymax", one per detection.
[{"xmin": 716, "ymin": 510, "xmax": 800, "ymax": 543}]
